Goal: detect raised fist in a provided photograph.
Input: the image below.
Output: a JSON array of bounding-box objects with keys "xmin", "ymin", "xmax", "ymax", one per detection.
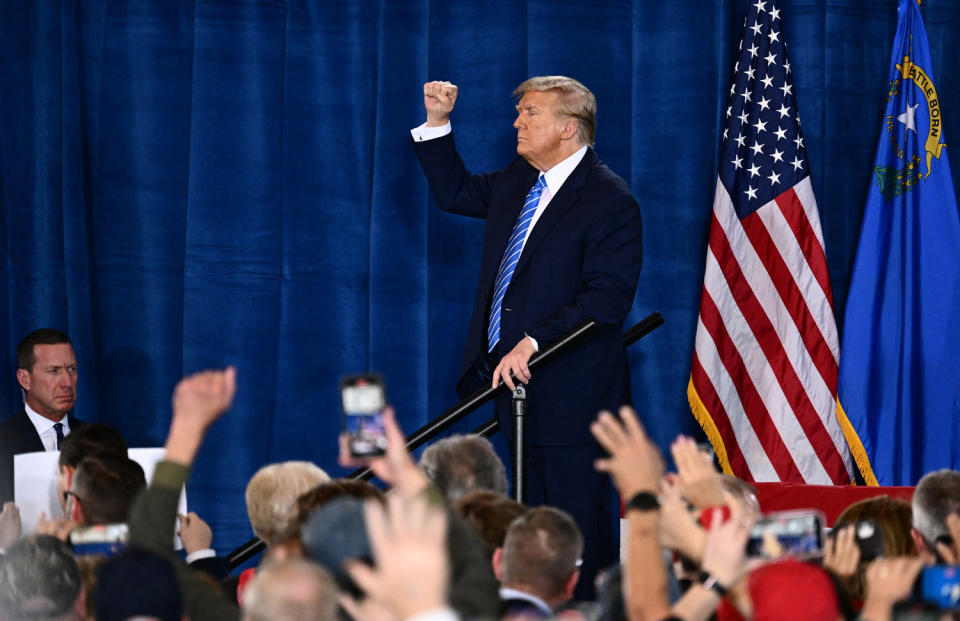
[{"xmin": 423, "ymin": 80, "xmax": 458, "ymax": 126}]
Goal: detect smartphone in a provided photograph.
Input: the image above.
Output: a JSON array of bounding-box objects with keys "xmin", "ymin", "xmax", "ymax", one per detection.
[
  {"xmin": 746, "ymin": 509, "xmax": 825, "ymax": 559},
  {"xmin": 341, "ymin": 374, "xmax": 388, "ymax": 457},
  {"xmin": 917, "ymin": 565, "xmax": 960, "ymax": 611},
  {"xmin": 69, "ymin": 523, "xmax": 128, "ymax": 557},
  {"xmin": 828, "ymin": 518, "xmax": 885, "ymax": 562},
  {"xmin": 853, "ymin": 518, "xmax": 885, "ymax": 562}
]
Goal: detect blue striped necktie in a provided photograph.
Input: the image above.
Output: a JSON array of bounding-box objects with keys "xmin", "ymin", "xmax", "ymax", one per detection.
[{"xmin": 487, "ymin": 174, "xmax": 547, "ymax": 352}]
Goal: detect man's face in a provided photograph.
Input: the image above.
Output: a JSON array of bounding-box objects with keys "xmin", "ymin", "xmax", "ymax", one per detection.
[
  {"xmin": 513, "ymin": 90, "xmax": 570, "ymax": 170},
  {"xmin": 56, "ymin": 465, "xmax": 72, "ymax": 513},
  {"xmin": 17, "ymin": 343, "xmax": 78, "ymax": 421}
]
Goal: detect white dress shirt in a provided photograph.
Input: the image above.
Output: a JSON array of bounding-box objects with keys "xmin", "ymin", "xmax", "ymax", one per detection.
[
  {"xmin": 498, "ymin": 586, "xmax": 553, "ymax": 617},
  {"xmin": 24, "ymin": 402, "xmax": 71, "ymax": 451}
]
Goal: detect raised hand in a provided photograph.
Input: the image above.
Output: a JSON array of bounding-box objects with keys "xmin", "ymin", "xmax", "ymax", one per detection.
[
  {"xmin": 860, "ymin": 556, "xmax": 924, "ymax": 621},
  {"xmin": 171, "ymin": 366, "xmax": 237, "ymax": 430},
  {"xmin": 934, "ymin": 512, "xmax": 960, "ymax": 564},
  {"xmin": 671, "ymin": 436, "xmax": 725, "ymax": 510},
  {"xmin": 165, "ymin": 366, "xmax": 237, "ymax": 465},
  {"xmin": 177, "ymin": 511, "xmax": 213, "ymax": 555},
  {"xmin": 34, "ymin": 511, "xmax": 77, "ymax": 542},
  {"xmin": 700, "ymin": 495, "xmax": 755, "ymax": 588},
  {"xmin": 823, "ymin": 524, "xmax": 861, "ymax": 579},
  {"xmin": 345, "ymin": 493, "xmax": 449, "ymax": 620},
  {"xmin": 0, "ymin": 502, "xmax": 21, "ymax": 548},
  {"xmin": 591, "ymin": 405, "xmax": 663, "ymax": 497},
  {"xmin": 658, "ymin": 478, "xmax": 707, "ymax": 562},
  {"xmin": 423, "ymin": 81, "xmax": 458, "ymax": 126},
  {"xmin": 338, "ymin": 407, "xmax": 430, "ymax": 497}
]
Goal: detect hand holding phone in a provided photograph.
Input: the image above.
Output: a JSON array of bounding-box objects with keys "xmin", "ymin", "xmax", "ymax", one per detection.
[
  {"xmin": 746, "ymin": 509, "xmax": 825, "ymax": 560},
  {"xmin": 337, "ymin": 397, "xmax": 431, "ymax": 497},
  {"xmin": 341, "ymin": 374, "xmax": 388, "ymax": 458}
]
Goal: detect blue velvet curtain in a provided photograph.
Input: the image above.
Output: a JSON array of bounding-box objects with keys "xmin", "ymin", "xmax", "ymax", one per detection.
[{"xmin": 1, "ymin": 0, "xmax": 957, "ymax": 549}]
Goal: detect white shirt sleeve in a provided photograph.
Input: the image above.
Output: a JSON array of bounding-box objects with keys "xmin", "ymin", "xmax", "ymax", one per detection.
[
  {"xmin": 410, "ymin": 122, "xmax": 452, "ymax": 142},
  {"xmin": 403, "ymin": 606, "xmax": 459, "ymax": 621},
  {"xmin": 185, "ymin": 548, "xmax": 217, "ymax": 563}
]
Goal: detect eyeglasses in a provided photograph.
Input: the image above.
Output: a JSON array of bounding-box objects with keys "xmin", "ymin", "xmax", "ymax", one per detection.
[{"xmin": 63, "ymin": 489, "xmax": 83, "ymax": 508}]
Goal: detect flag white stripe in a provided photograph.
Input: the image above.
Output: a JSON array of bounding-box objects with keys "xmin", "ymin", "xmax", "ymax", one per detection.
[
  {"xmin": 703, "ymin": 242, "xmax": 833, "ymax": 484},
  {"xmin": 757, "ymin": 186, "xmax": 840, "ymax": 363},
  {"xmin": 714, "ymin": 182, "xmax": 850, "ymax": 477},
  {"xmin": 694, "ymin": 315, "xmax": 779, "ymax": 481}
]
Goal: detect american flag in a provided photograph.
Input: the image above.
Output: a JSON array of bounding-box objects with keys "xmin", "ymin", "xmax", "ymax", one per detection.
[{"xmin": 687, "ymin": 0, "xmax": 854, "ymax": 484}]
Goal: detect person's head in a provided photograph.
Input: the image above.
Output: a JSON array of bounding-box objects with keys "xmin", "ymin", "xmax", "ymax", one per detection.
[
  {"xmin": 242, "ymin": 558, "xmax": 338, "ymax": 621},
  {"xmin": 512, "ymin": 76, "xmax": 596, "ymax": 171},
  {"xmin": 245, "ymin": 461, "xmax": 330, "ymax": 547},
  {"xmin": 95, "ymin": 547, "xmax": 183, "ymax": 621},
  {"xmin": 274, "ymin": 479, "xmax": 384, "ymax": 563},
  {"xmin": 15, "ymin": 329, "xmax": 78, "ymax": 421},
  {"xmin": 56, "ymin": 424, "xmax": 128, "ymax": 513},
  {"xmin": 419, "ymin": 434, "xmax": 508, "ymax": 502},
  {"xmin": 67, "ymin": 453, "xmax": 146, "ymax": 525},
  {"xmin": 912, "ymin": 469, "xmax": 960, "ymax": 557},
  {"xmin": 493, "ymin": 506, "xmax": 583, "ymax": 607},
  {"xmin": 452, "ymin": 490, "xmax": 527, "ymax": 560},
  {"xmin": 296, "ymin": 479, "xmax": 385, "ymax": 531},
  {"xmin": 0, "ymin": 535, "xmax": 82, "ymax": 621},
  {"xmin": 833, "ymin": 495, "xmax": 916, "ymax": 600}
]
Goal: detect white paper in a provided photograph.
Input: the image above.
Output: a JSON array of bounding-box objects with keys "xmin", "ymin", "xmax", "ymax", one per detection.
[
  {"xmin": 13, "ymin": 451, "xmax": 63, "ymax": 531},
  {"xmin": 14, "ymin": 447, "xmax": 188, "ymax": 548}
]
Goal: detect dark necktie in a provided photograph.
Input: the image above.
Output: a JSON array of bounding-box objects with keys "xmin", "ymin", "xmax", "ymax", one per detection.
[
  {"xmin": 53, "ymin": 422, "xmax": 65, "ymax": 450},
  {"xmin": 488, "ymin": 175, "xmax": 547, "ymax": 352}
]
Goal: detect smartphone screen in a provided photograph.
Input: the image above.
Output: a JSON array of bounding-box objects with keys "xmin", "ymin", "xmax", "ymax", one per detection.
[
  {"xmin": 918, "ymin": 566, "xmax": 960, "ymax": 611},
  {"xmin": 341, "ymin": 374, "xmax": 387, "ymax": 457},
  {"xmin": 746, "ymin": 509, "xmax": 825, "ymax": 559},
  {"xmin": 69, "ymin": 523, "xmax": 129, "ymax": 557}
]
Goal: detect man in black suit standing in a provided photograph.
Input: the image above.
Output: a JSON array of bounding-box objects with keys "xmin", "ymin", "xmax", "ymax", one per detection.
[
  {"xmin": 411, "ymin": 76, "xmax": 643, "ymax": 596},
  {"xmin": 0, "ymin": 329, "xmax": 85, "ymax": 504}
]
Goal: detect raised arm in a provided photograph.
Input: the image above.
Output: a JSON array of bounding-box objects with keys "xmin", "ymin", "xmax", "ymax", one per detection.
[{"xmin": 128, "ymin": 367, "xmax": 239, "ymax": 621}]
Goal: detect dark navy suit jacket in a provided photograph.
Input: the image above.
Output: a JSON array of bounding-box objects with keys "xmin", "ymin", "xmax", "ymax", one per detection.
[
  {"xmin": 0, "ymin": 407, "xmax": 85, "ymax": 504},
  {"xmin": 413, "ymin": 133, "xmax": 642, "ymax": 445}
]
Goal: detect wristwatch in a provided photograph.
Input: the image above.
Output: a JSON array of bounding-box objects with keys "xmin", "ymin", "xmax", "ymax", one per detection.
[
  {"xmin": 697, "ymin": 571, "xmax": 729, "ymax": 597},
  {"xmin": 626, "ymin": 491, "xmax": 660, "ymax": 512}
]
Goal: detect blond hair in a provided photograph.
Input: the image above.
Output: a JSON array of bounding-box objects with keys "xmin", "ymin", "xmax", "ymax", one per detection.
[
  {"xmin": 245, "ymin": 461, "xmax": 330, "ymax": 546},
  {"xmin": 513, "ymin": 75, "xmax": 597, "ymax": 147}
]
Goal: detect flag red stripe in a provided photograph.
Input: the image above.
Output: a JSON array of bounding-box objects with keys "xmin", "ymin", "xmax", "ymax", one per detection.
[
  {"xmin": 698, "ymin": 286, "xmax": 804, "ymax": 482},
  {"xmin": 709, "ymin": 212, "xmax": 849, "ymax": 483},
  {"xmin": 738, "ymin": 208, "xmax": 841, "ymax": 407},
  {"xmin": 691, "ymin": 354, "xmax": 752, "ymax": 479},
  {"xmin": 774, "ymin": 188, "xmax": 836, "ymax": 310}
]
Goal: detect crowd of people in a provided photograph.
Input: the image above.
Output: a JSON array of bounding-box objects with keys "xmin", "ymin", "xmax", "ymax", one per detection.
[{"xmin": 1, "ymin": 330, "xmax": 959, "ymax": 621}]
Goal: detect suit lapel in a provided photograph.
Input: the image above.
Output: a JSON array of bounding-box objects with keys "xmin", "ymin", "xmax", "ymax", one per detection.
[
  {"xmin": 514, "ymin": 148, "xmax": 596, "ymax": 277},
  {"xmin": 14, "ymin": 408, "xmax": 45, "ymax": 453}
]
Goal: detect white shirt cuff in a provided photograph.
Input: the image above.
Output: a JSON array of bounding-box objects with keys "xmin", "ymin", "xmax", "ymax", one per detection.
[
  {"xmin": 526, "ymin": 335, "xmax": 539, "ymax": 351},
  {"xmin": 404, "ymin": 606, "xmax": 458, "ymax": 621},
  {"xmin": 185, "ymin": 548, "xmax": 217, "ymax": 563},
  {"xmin": 410, "ymin": 122, "xmax": 452, "ymax": 142}
]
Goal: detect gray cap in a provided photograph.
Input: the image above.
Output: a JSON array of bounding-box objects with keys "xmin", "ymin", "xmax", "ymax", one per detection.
[{"xmin": 300, "ymin": 496, "xmax": 372, "ymax": 584}]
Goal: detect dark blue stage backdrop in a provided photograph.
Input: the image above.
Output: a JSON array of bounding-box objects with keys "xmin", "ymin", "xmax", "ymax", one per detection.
[{"xmin": 0, "ymin": 1, "xmax": 957, "ymax": 550}]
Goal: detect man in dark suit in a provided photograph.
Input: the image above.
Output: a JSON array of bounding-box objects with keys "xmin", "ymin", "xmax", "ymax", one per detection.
[
  {"xmin": 411, "ymin": 76, "xmax": 642, "ymax": 596},
  {"xmin": 493, "ymin": 506, "xmax": 583, "ymax": 618},
  {"xmin": 0, "ymin": 329, "xmax": 85, "ymax": 504}
]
